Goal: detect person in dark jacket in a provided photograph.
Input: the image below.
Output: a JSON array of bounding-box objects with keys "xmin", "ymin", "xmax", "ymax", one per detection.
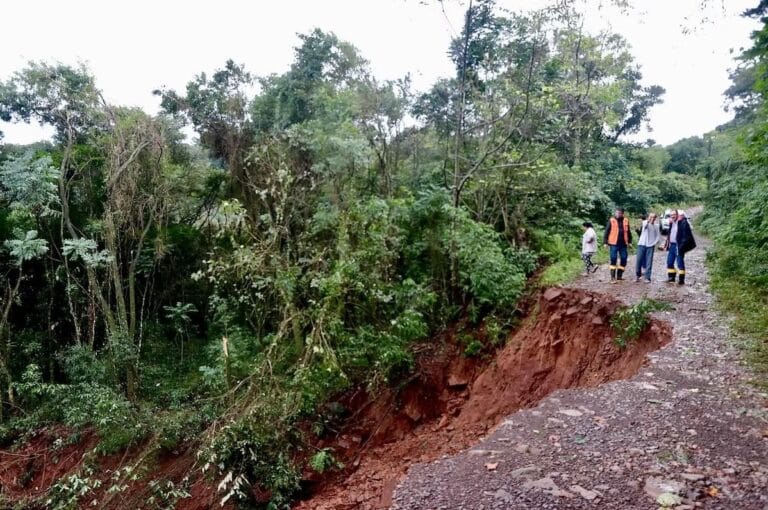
[
  {"xmin": 663, "ymin": 210, "xmax": 696, "ymax": 285},
  {"xmin": 603, "ymin": 208, "xmax": 633, "ymax": 283}
]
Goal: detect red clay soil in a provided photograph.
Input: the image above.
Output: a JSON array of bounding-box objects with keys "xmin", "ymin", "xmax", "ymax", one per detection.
[
  {"xmin": 293, "ymin": 287, "xmax": 671, "ymax": 510},
  {"xmin": 0, "ymin": 428, "xmax": 228, "ymax": 510},
  {"xmin": 95, "ymin": 447, "xmax": 227, "ymax": 510},
  {"xmin": 0, "ymin": 288, "xmax": 670, "ymax": 509},
  {"xmin": 0, "ymin": 427, "xmax": 97, "ymax": 506}
]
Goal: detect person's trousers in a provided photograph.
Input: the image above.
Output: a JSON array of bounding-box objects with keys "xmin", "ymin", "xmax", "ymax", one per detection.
[
  {"xmin": 609, "ymin": 244, "xmax": 628, "ymax": 276},
  {"xmin": 666, "ymin": 242, "xmax": 686, "ymax": 278},
  {"xmin": 582, "ymin": 253, "xmax": 595, "ymax": 272},
  {"xmin": 635, "ymin": 245, "xmax": 655, "ymax": 280}
]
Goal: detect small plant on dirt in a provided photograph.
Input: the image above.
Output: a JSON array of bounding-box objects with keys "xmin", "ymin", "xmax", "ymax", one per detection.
[
  {"xmin": 484, "ymin": 314, "xmax": 517, "ymax": 347},
  {"xmin": 105, "ymin": 464, "xmax": 143, "ymax": 496},
  {"xmin": 147, "ymin": 478, "xmax": 192, "ymax": 510},
  {"xmin": 201, "ymin": 417, "xmax": 301, "ymax": 508},
  {"xmin": 656, "ymin": 445, "xmax": 691, "ymax": 465},
  {"xmin": 457, "ymin": 332, "xmax": 484, "ymax": 357},
  {"xmin": 45, "ymin": 469, "xmax": 102, "ymax": 510},
  {"xmin": 309, "ymin": 448, "xmax": 344, "ymax": 474},
  {"xmin": 484, "ymin": 316, "xmax": 504, "ymax": 346},
  {"xmin": 463, "ymin": 339, "xmax": 484, "ymax": 357},
  {"xmin": 610, "ymin": 298, "xmax": 672, "ymax": 348}
]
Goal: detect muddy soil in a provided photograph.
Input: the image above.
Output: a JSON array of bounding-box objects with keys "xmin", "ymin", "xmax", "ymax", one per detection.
[
  {"xmin": 393, "ymin": 216, "xmax": 768, "ymax": 509},
  {"xmin": 0, "ymin": 428, "xmax": 97, "ymax": 506},
  {"xmin": 295, "ymin": 288, "xmax": 670, "ymax": 510},
  {"xmin": 0, "ymin": 428, "xmax": 225, "ymax": 510},
  {"xmin": 0, "ymin": 286, "xmax": 669, "ymax": 510}
]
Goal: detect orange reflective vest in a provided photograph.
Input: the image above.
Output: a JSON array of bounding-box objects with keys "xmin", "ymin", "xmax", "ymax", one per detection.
[{"xmin": 608, "ymin": 217, "xmax": 630, "ymax": 245}]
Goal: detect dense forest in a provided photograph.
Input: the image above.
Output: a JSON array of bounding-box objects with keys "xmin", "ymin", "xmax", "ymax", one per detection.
[{"xmin": 2, "ymin": 0, "xmax": 762, "ymax": 508}]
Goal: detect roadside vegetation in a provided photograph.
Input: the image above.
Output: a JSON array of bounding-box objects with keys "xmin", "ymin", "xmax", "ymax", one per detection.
[
  {"xmin": 0, "ymin": 1, "xmax": 708, "ymax": 507},
  {"xmin": 689, "ymin": 4, "xmax": 768, "ymax": 384}
]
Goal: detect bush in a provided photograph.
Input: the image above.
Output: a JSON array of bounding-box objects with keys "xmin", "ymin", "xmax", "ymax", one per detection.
[
  {"xmin": 147, "ymin": 479, "xmax": 192, "ymax": 510},
  {"xmin": 45, "ymin": 469, "xmax": 102, "ymax": 510},
  {"xmin": 202, "ymin": 418, "xmax": 300, "ymax": 508},
  {"xmin": 12, "ymin": 365, "xmax": 144, "ymax": 453},
  {"xmin": 610, "ymin": 299, "xmax": 671, "ymax": 348},
  {"xmin": 452, "ymin": 207, "xmax": 527, "ymax": 307},
  {"xmin": 60, "ymin": 345, "xmax": 108, "ymax": 385},
  {"xmin": 154, "ymin": 409, "xmax": 210, "ymax": 452},
  {"xmin": 308, "ymin": 448, "xmax": 343, "ymax": 474}
]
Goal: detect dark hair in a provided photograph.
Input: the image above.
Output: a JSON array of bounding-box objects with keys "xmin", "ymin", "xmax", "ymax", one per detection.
[
  {"xmin": 582, "ymin": 221, "xmax": 593, "ymax": 228},
  {"xmin": 616, "ymin": 207, "xmax": 625, "ymax": 213}
]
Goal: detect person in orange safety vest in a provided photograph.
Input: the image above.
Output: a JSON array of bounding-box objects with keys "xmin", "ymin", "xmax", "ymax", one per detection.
[{"xmin": 603, "ymin": 207, "xmax": 633, "ymax": 283}]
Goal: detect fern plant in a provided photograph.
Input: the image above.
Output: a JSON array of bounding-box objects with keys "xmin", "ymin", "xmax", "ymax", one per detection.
[{"xmin": 309, "ymin": 448, "xmax": 343, "ymax": 474}]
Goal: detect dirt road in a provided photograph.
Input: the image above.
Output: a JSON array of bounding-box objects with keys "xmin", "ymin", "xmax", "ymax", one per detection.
[{"xmin": 393, "ymin": 220, "xmax": 768, "ymax": 509}]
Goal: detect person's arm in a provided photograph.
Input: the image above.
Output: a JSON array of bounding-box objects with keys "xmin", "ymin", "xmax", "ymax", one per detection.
[
  {"xmin": 628, "ymin": 222, "xmax": 633, "ymax": 245},
  {"xmin": 603, "ymin": 222, "xmax": 610, "ymax": 245}
]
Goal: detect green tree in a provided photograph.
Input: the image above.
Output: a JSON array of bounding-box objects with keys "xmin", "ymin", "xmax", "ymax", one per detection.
[{"xmin": 0, "ymin": 230, "xmax": 48, "ymax": 417}]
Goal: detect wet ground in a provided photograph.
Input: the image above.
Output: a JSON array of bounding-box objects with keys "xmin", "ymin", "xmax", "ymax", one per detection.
[{"xmin": 392, "ymin": 213, "xmax": 768, "ymax": 509}]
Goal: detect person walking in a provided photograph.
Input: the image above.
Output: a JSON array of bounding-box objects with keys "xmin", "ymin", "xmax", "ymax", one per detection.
[
  {"xmin": 664, "ymin": 210, "xmax": 679, "ymax": 283},
  {"xmin": 664, "ymin": 210, "xmax": 696, "ymax": 285},
  {"xmin": 635, "ymin": 212, "xmax": 660, "ymax": 283},
  {"xmin": 581, "ymin": 222, "xmax": 598, "ymax": 276},
  {"xmin": 603, "ymin": 207, "xmax": 632, "ymax": 283}
]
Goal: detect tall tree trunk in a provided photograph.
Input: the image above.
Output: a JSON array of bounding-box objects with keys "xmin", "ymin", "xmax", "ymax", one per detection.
[
  {"xmin": 449, "ymin": 0, "xmax": 474, "ymax": 302},
  {"xmin": 0, "ymin": 270, "xmax": 24, "ymax": 420},
  {"xmin": 58, "ymin": 127, "xmax": 84, "ymax": 345}
]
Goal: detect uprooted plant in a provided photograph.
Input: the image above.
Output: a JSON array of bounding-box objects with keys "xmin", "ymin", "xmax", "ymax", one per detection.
[{"xmin": 610, "ymin": 298, "xmax": 672, "ymax": 348}]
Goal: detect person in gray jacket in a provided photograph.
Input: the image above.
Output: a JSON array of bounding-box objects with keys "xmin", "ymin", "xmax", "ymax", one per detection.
[{"xmin": 635, "ymin": 212, "xmax": 661, "ymax": 283}]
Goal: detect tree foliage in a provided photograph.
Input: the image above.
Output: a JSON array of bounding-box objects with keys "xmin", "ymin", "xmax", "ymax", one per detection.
[
  {"xmin": 0, "ymin": 6, "xmax": 706, "ymax": 507},
  {"xmin": 700, "ymin": 1, "xmax": 768, "ymax": 380}
]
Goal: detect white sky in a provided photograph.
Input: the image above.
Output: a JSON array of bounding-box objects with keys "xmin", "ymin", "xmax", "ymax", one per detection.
[{"xmin": 0, "ymin": 0, "xmax": 760, "ymax": 146}]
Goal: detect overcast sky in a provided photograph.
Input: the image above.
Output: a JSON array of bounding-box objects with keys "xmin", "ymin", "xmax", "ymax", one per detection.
[{"xmin": 0, "ymin": 0, "xmax": 760, "ymax": 146}]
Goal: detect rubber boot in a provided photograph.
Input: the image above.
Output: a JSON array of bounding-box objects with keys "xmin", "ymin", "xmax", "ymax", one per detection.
[
  {"xmin": 616, "ymin": 269, "xmax": 624, "ymax": 281},
  {"xmin": 667, "ymin": 271, "xmax": 676, "ymax": 283},
  {"xmin": 610, "ymin": 268, "xmax": 616, "ymax": 281},
  {"xmin": 677, "ymin": 274, "xmax": 685, "ymax": 286}
]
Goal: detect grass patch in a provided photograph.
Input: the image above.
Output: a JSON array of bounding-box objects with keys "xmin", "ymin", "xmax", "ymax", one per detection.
[
  {"xmin": 700, "ymin": 208, "xmax": 768, "ymax": 387},
  {"xmin": 538, "ymin": 249, "xmax": 609, "ymax": 287},
  {"xmin": 707, "ymin": 272, "xmax": 768, "ymax": 387},
  {"xmin": 539, "ymin": 257, "xmax": 584, "ymax": 286}
]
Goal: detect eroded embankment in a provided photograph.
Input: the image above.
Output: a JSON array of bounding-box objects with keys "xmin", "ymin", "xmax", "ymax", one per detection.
[
  {"xmin": 294, "ymin": 287, "xmax": 671, "ymax": 510},
  {"xmin": 0, "ymin": 429, "xmax": 220, "ymax": 510},
  {"xmin": 0, "ymin": 288, "xmax": 670, "ymax": 510}
]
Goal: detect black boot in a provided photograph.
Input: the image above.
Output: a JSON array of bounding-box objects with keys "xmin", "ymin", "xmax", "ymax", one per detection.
[
  {"xmin": 610, "ymin": 268, "xmax": 616, "ymax": 281},
  {"xmin": 677, "ymin": 273, "xmax": 685, "ymax": 286},
  {"xmin": 616, "ymin": 268, "xmax": 624, "ymax": 281},
  {"xmin": 667, "ymin": 271, "xmax": 676, "ymax": 283}
]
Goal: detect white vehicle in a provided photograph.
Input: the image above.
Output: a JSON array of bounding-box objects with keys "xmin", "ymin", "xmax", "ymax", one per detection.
[{"xmin": 660, "ymin": 209, "xmax": 674, "ymax": 235}]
